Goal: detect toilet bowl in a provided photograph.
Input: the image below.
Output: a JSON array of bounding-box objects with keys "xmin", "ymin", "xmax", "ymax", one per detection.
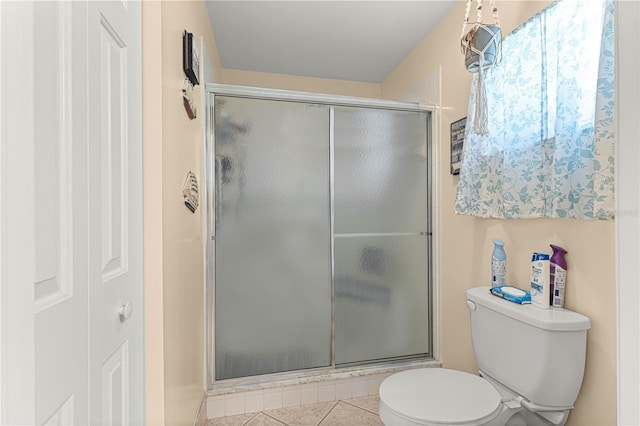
[{"xmin": 378, "ymin": 287, "xmax": 591, "ymax": 426}]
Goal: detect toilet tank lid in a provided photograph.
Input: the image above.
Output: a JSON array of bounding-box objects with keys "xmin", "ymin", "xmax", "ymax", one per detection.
[{"xmin": 467, "ymin": 287, "xmax": 591, "ymax": 331}]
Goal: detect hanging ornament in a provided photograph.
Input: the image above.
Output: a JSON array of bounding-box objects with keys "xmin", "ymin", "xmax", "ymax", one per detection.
[{"xmin": 460, "ymin": 0, "xmax": 502, "ymax": 135}]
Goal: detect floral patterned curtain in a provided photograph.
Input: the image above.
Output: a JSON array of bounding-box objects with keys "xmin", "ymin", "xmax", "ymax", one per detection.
[{"xmin": 455, "ymin": 0, "xmax": 615, "ymax": 219}]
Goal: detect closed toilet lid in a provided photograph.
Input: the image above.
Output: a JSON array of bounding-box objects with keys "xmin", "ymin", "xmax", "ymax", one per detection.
[{"xmin": 379, "ymin": 368, "xmax": 501, "ymax": 425}]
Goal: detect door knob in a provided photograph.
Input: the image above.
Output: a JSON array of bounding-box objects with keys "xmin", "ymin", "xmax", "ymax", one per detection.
[{"xmin": 118, "ymin": 301, "xmax": 133, "ymax": 322}]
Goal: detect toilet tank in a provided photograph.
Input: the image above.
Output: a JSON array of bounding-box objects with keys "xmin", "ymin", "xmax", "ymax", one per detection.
[{"xmin": 466, "ymin": 287, "xmax": 591, "ymax": 409}]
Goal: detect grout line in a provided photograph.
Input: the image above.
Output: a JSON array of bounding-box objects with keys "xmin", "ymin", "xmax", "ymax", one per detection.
[
  {"xmin": 240, "ymin": 412, "xmax": 260, "ymax": 426},
  {"xmin": 341, "ymin": 397, "xmax": 379, "ymax": 416},
  {"xmin": 261, "ymin": 412, "xmax": 287, "ymax": 426},
  {"xmin": 316, "ymin": 400, "xmax": 340, "ymax": 426}
]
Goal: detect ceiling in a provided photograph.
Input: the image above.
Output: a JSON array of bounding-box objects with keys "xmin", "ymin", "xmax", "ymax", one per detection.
[{"xmin": 205, "ymin": 1, "xmax": 458, "ymax": 83}]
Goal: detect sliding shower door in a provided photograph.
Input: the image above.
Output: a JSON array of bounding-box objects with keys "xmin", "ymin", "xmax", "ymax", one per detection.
[
  {"xmin": 214, "ymin": 96, "xmax": 332, "ymax": 380},
  {"xmin": 333, "ymin": 107, "xmax": 430, "ymax": 365},
  {"xmin": 209, "ymin": 88, "xmax": 431, "ymax": 383}
]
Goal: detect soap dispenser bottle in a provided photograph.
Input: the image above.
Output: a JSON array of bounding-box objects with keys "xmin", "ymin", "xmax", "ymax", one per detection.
[{"xmin": 491, "ymin": 239, "xmax": 507, "ymax": 287}]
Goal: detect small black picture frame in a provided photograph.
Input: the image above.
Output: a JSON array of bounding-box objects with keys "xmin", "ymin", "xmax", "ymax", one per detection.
[
  {"xmin": 450, "ymin": 117, "xmax": 466, "ymax": 175},
  {"xmin": 183, "ymin": 30, "xmax": 200, "ymax": 86}
]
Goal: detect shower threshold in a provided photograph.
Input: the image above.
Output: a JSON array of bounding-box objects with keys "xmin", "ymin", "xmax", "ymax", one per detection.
[{"xmin": 208, "ymin": 357, "xmax": 440, "ymax": 396}]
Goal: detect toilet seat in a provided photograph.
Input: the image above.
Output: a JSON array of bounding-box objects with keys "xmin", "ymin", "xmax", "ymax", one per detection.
[{"xmin": 379, "ymin": 368, "xmax": 502, "ymax": 425}]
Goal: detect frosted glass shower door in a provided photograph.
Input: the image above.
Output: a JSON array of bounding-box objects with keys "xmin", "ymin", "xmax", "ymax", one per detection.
[
  {"xmin": 333, "ymin": 106, "xmax": 430, "ymax": 365},
  {"xmin": 214, "ymin": 96, "xmax": 332, "ymax": 380}
]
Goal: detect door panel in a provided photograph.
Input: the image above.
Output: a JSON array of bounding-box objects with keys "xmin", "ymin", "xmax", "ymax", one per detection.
[
  {"xmin": 333, "ymin": 107, "xmax": 428, "ymax": 234},
  {"xmin": 33, "ymin": 2, "xmax": 73, "ymax": 311},
  {"xmin": 34, "ymin": 2, "xmax": 88, "ymax": 424},
  {"xmin": 334, "ymin": 235, "xmax": 430, "ymax": 365},
  {"xmin": 1, "ymin": 1, "xmax": 37, "ymax": 422},
  {"xmin": 101, "ymin": 341, "xmax": 130, "ymax": 425},
  {"xmin": 214, "ymin": 96, "xmax": 332, "ymax": 380},
  {"xmin": 99, "ymin": 15, "xmax": 129, "ymax": 283},
  {"xmin": 88, "ymin": 1, "xmax": 143, "ymax": 424},
  {"xmin": 41, "ymin": 396, "xmax": 75, "ymax": 426},
  {"xmin": 333, "ymin": 106, "xmax": 430, "ymax": 366}
]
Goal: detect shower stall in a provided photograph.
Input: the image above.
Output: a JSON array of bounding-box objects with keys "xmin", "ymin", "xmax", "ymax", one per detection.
[{"xmin": 205, "ymin": 85, "xmax": 432, "ymax": 385}]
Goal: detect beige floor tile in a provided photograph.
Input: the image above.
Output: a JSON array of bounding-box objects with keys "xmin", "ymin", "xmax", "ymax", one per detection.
[
  {"xmin": 265, "ymin": 401, "xmax": 337, "ymax": 426},
  {"xmin": 245, "ymin": 413, "xmax": 288, "ymax": 426},
  {"xmin": 319, "ymin": 401, "xmax": 383, "ymax": 426},
  {"xmin": 343, "ymin": 395, "xmax": 380, "ymax": 415},
  {"xmin": 208, "ymin": 412, "xmax": 257, "ymax": 426}
]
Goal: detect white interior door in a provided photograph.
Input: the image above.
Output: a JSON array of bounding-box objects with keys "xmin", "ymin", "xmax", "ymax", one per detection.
[
  {"xmin": 1, "ymin": 1, "xmax": 143, "ymax": 424},
  {"xmin": 87, "ymin": 1, "xmax": 143, "ymax": 425},
  {"xmin": 1, "ymin": 2, "xmax": 37, "ymax": 423},
  {"xmin": 33, "ymin": 2, "xmax": 89, "ymax": 424}
]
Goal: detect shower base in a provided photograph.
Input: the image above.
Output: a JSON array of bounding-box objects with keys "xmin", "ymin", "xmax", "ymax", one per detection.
[{"xmin": 206, "ymin": 358, "xmax": 440, "ymax": 420}]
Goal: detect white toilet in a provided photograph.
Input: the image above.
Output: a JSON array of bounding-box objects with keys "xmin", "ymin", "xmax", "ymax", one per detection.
[{"xmin": 379, "ymin": 286, "xmax": 591, "ymax": 426}]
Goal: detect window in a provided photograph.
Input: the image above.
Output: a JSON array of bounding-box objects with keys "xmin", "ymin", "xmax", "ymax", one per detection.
[{"xmin": 455, "ymin": 0, "xmax": 615, "ymax": 219}]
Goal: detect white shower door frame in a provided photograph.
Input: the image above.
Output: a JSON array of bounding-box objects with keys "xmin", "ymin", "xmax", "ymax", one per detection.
[{"xmin": 204, "ymin": 84, "xmax": 435, "ymax": 388}]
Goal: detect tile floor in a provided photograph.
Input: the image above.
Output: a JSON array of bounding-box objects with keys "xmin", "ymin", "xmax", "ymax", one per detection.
[{"xmin": 207, "ymin": 395, "xmax": 383, "ymax": 426}]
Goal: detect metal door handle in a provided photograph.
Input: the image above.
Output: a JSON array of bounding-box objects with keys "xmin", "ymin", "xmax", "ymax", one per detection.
[
  {"xmin": 215, "ymin": 156, "xmax": 222, "ymax": 228},
  {"xmin": 118, "ymin": 301, "xmax": 133, "ymax": 322}
]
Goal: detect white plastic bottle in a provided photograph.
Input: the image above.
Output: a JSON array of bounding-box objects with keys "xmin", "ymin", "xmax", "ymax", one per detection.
[{"xmin": 531, "ymin": 252, "xmax": 550, "ymax": 309}]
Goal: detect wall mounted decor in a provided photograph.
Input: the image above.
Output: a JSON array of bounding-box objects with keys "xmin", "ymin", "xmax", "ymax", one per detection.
[
  {"xmin": 183, "ymin": 30, "xmax": 200, "ymax": 86},
  {"xmin": 451, "ymin": 117, "xmax": 466, "ymax": 175},
  {"xmin": 182, "ymin": 79, "xmax": 197, "ymax": 120},
  {"xmin": 183, "ymin": 171, "xmax": 199, "ymax": 213}
]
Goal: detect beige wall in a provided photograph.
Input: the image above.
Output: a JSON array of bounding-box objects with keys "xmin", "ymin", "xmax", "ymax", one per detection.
[
  {"xmin": 142, "ymin": 2, "xmax": 165, "ymax": 424},
  {"xmin": 219, "ymin": 68, "xmax": 381, "ymax": 98},
  {"xmin": 143, "ymin": 1, "xmax": 221, "ymax": 424},
  {"xmin": 161, "ymin": 1, "xmax": 220, "ymax": 423},
  {"xmin": 382, "ymin": 1, "xmax": 616, "ymax": 425}
]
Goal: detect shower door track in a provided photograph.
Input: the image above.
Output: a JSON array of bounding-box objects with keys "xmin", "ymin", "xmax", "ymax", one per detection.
[
  {"xmin": 205, "ymin": 84, "xmax": 433, "ymax": 389},
  {"xmin": 204, "ymin": 83, "xmax": 430, "ymax": 112}
]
